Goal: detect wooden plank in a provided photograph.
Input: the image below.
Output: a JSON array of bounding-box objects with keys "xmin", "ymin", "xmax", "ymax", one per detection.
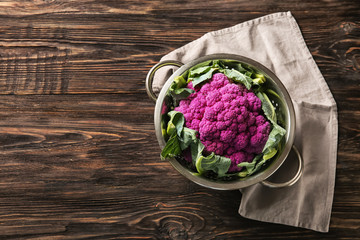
[
  {"xmin": 0, "ymin": 89, "xmax": 356, "ymax": 238},
  {"xmin": 0, "ymin": 1, "xmax": 357, "ymax": 94}
]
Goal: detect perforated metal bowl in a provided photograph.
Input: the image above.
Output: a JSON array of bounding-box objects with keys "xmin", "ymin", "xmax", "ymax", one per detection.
[{"xmin": 146, "ymin": 53, "xmax": 302, "ymax": 190}]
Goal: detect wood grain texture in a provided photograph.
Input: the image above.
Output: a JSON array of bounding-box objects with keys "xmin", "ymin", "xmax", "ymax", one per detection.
[{"xmin": 0, "ymin": 0, "xmax": 358, "ymax": 239}]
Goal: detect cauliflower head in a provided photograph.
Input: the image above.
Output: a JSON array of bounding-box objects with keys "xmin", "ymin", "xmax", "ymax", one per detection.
[{"xmin": 174, "ymin": 73, "xmax": 271, "ymax": 172}]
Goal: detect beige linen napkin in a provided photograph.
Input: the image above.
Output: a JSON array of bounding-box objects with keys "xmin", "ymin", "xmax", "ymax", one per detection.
[{"xmin": 153, "ymin": 11, "xmax": 338, "ymax": 232}]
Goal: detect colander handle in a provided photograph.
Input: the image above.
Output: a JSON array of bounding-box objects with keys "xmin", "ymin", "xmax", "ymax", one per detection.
[
  {"xmin": 261, "ymin": 145, "xmax": 303, "ymax": 188},
  {"xmin": 145, "ymin": 60, "xmax": 184, "ymax": 102}
]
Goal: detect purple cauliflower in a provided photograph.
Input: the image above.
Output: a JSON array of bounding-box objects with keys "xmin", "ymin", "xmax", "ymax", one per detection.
[{"xmin": 175, "ymin": 73, "xmax": 271, "ymax": 173}]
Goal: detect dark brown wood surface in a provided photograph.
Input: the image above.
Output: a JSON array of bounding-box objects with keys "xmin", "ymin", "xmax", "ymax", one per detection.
[{"xmin": 0, "ymin": 0, "xmax": 358, "ymax": 239}]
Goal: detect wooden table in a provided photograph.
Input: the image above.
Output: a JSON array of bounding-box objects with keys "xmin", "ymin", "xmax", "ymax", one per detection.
[{"xmin": 0, "ymin": 1, "xmax": 358, "ymax": 239}]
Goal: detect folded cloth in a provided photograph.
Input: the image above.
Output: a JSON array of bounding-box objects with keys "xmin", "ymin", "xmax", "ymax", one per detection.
[{"xmin": 153, "ymin": 11, "xmax": 338, "ymax": 232}]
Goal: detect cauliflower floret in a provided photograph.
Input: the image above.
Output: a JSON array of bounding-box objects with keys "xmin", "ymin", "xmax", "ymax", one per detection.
[
  {"xmin": 175, "ymin": 73, "xmax": 271, "ymax": 173},
  {"xmin": 216, "ymin": 111, "xmax": 226, "ymax": 122},
  {"xmin": 247, "ymin": 112, "xmax": 256, "ymax": 126},
  {"xmin": 247, "ymin": 92, "xmax": 262, "ymax": 112},
  {"xmin": 190, "ymin": 119, "xmax": 201, "ymax": 131},
  {"xmin": 203, "ymin": 107, "xmax": 217, "ymax": 121},
  {"xmin": 227, "ymin": 152, "xmax": 247, "ymax": 172},
  {"xmin": 256, "ymin": 115, "xmax": 267, "ymax": 126},
  {"xmin": 211, "ymin": 73, "xmax": 228, "ymax": 88},
  {"xmin": 249, "ymin": 121, "xmax": 271, "ymax": 153},
  {"xmin": 228, "ymin": 122, "xmax": 238, "ymax": 132},
  {"xmin": 198, "ymin": 83, "xmax": 210, "ymax": 93},
  {"xmin": 236, "ymin": 96, "xmax": 248, "ymax": 107},
  {"xmin": 224, "ymin": 110, "xmax": 236, "ymax": 121},
  {"xmin": 199, "ymin": 120, "xmax": 217, "ymax": 140},
  {"xmin": 206, "ymin": 91, "xmax": 221, "ymax": 107},
  {"xmin": 216, "ymin": 121, "xmax": 227, "ymax": 131},
  {"xmin": 248, "ymin": 125, "xmax": 257, "ymax": 136},
  {"xmin": 222, "ymin": 93, "xmax": 234, "ymax": 102},
  {"xmin": 234, "ymin": 132, "xmax": 250, "ymax": 151},
  {"xmin": 203, "ymin": 139, "xmax": 225, "ymax": 155},
  {"xmin": 189, "ymin": 96, "xmax": 203, "ymax": 109},
  {"xmin": 237, "ymin": 122, "xmax": 247, "ymax": 132},
  {"xmin": 220, "ymin": 130, "xmax": 236, "ymax": 143},
  {"xmin": 213, "ymin": 101, "xmax": 224, "ymax": 112}
]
